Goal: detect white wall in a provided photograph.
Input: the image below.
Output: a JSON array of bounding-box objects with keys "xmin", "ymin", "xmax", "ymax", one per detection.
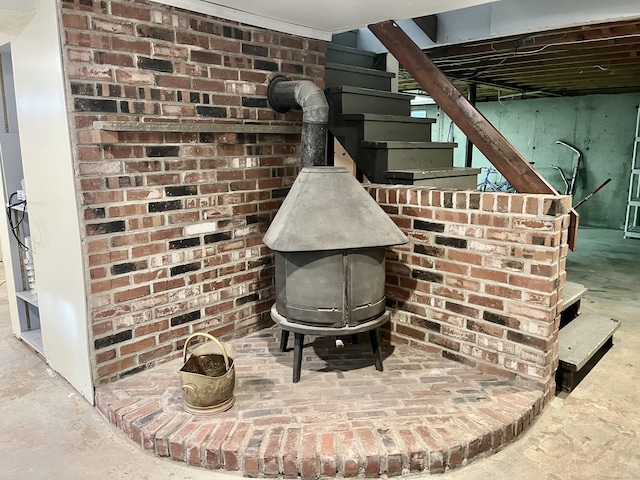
[{"xmin": 8, "ymin": 0, "xmax": 93, "ymax": 402}]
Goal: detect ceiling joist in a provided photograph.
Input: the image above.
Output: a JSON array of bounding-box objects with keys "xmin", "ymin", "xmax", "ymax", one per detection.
[{"xmin": 398, "ymin": 17, "xmax": 640, "ymax": 100}]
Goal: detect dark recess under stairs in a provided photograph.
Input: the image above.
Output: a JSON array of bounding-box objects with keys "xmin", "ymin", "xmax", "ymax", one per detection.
[
  {"xmin": 324, "ymin": 39, "xmax": 480, "ymax": 186},
  {"xmin": 557, "ymin": 281, "xmax": 620, "ymax": 393}
]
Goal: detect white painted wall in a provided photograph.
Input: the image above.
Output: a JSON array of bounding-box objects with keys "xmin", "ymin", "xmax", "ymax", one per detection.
[{"xmin": 8, "ymin": 0, "xmax": 93, "ymax": 402}]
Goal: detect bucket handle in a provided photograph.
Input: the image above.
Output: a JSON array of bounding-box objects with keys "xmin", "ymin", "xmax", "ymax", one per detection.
[{"xmin": 182, "ymin": 332, "xmax": 231, "ymax": 371}]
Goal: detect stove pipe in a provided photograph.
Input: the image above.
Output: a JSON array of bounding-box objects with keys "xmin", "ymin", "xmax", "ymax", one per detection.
[{"xmin": 267, "ymin": 76, "xmax": 329, "ymax": 167}]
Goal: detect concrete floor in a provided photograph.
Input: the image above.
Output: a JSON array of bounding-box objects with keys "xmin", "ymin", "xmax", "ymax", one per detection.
[{"xmin": 1, "ymin": 227, "xmax": 639, "ymax": 480}]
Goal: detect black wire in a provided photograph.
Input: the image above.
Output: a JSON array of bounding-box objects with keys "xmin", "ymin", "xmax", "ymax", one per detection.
[{"xmin": 6, "ymin": 191, "xmax": 28, "ymax": 251}]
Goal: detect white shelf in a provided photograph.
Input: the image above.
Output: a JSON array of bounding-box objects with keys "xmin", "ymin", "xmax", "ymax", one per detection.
[
  {"xmin": 16, "ymin": 290, "xmax": 38, "ymax": 307},
  {"xmin": 21, "ymin": 328, "xmax": 44, "ymax": 355}
]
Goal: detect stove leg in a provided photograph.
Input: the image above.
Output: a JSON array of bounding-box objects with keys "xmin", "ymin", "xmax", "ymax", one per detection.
[
  {"xmin": 369, "ymin": 328, "xmax": 383, "ymax": 371},
  {"xmin": 280, "ymin": 330, "xmax": 290, "ymax": 352},
  {"xmin": 293, "ymin": 333, "xmax": 304, "ymax": 383}
]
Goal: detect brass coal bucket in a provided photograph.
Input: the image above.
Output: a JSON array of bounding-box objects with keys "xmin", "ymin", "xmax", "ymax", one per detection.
[{"xmin": 179, "ymin": 332, "xmax": 235, "ymax": 414}]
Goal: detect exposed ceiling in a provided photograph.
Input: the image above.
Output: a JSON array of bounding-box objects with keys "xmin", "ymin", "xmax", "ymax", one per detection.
[{"xmin": 398, "ymin": 17, "xmax": 640, "ymax": 101}]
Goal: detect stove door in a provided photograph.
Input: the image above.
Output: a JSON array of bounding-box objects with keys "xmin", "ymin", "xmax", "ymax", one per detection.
[
  {"xmin": 276, "ymin": 251, "xmax": 345, "ymax": 327},
  {"xmin": 348, "ymin": 248, "xmax": 386, "ymax": 325}
]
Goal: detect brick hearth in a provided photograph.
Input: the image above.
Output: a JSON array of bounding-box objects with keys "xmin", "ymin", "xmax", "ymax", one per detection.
[{"xmin": 96, "ymin": 326, "xmax": 548, "ymax": 478}]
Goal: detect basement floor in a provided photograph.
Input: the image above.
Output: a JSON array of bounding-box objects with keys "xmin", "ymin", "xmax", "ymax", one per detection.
[{"xmin": 1, "ymin": 227, "xmax": 639, "ymax": 479}]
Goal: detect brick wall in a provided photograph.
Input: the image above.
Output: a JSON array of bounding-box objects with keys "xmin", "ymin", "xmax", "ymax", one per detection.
[
  {"xmin": 60, "ymin": 0, "xmax": 326, "ymax": 384},
  {"xmin": 59, "ymin": 0, "xmax": 567, "ymax": 393},
  {"xmin": 368, "ymin": 186, "xmax": 570, "ymax": 393}
]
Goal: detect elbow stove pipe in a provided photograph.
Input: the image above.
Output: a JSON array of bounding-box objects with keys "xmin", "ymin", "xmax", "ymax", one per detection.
[{"xmin": 267, "ymin": 76, "xmax": 329, "ymax": 168}]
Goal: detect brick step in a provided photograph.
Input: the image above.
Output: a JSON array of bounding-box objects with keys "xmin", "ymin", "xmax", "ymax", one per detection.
[
  {"xmin": 556, "ymin": 313, "xmax": 621, "ymax": 392},
  {"xmin": 325, "ymin": 62, "xmax": 395, "ymax": 91},
  {"xmin": 326, "ymin": 86, "xmax": 413, "ymax": 116},
  {"xmin": 95, "ymin": 327, "xmax": 547, "ymax": 478},
  {"xmin": 560, "ymin": 281, "xmax": 587, "ymax": 328},
  {"xmin": 327, "ymin": 43, "xmax": 380, "ymax": 69},
  {"xmin": 386, "ymin": 167, "xmax": 482, "ymax": 188},
  {"xmin": 341, "ymin": 113, "xmax": 435, "ymax": 142}
]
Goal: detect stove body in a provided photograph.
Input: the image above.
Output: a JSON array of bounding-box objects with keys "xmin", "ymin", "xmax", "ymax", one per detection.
[{"xmin": 263, "ymin": 167, "xmax": 407, "ymax": 381}]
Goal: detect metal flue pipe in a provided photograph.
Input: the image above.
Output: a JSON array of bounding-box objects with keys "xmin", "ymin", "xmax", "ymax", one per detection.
[{"xmin": 267, "ymin": 76, "xmax": 329, "ymax": 167}]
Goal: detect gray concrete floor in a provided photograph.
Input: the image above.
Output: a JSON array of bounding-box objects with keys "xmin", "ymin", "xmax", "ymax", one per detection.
[{"xmin": 1, "ymin": 227, "xmax": 639, "ymax": 480}]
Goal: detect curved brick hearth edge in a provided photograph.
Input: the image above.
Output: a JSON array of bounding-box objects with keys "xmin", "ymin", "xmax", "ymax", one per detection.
[{"xmin": 95, "ymin": 327, "xmax": 551, "ymax": 478}]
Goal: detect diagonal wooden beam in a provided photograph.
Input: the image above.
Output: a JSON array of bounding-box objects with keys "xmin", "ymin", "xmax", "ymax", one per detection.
[{"xmin": 369, "ymin": 20, "xmax": 579, "ymax": 250}]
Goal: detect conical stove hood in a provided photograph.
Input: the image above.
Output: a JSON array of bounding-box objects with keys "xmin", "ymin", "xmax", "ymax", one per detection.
[{"xmin": 263, "ymin": 167, "xmax": 408, "ymax": 252}]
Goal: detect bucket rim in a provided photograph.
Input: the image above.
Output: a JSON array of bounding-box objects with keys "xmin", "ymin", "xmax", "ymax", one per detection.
[{"xmin": 182, "ymin": 332, "xmax": 232, "ymax": 372}]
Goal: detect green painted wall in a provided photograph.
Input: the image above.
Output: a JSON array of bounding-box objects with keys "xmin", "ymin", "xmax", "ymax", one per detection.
[{"xmin": 419, "ymin": 93, "xmax": 640, "ymax": 230}]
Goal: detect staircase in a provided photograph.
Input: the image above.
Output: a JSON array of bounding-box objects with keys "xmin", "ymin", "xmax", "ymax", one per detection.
[
  {"xmin": 325, "ymin": 35, "xmax": 480, "ymax": 186},
  {"xmin": 325, "ymin": 35, "xmax": 619, "ymax": 395},
  {"xmin": 557, "ymin": 281, "xmax": 620, "ymax": 393}
]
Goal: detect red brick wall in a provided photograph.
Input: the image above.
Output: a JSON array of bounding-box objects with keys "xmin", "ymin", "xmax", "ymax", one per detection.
[
  {"xmin": 60, "ymin": 0, "xmax": 326, "ymax": 384},
  {"xmin": 368, "ymin": 186, "xmax": 570, "ymax": 393},
  {"xmin": 59, "ymin": 0, "xmax": 567, "ymax": 393}
]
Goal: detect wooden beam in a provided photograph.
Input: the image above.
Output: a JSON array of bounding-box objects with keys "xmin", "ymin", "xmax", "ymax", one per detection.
[
  {"xmin": 369, "ymin": 20, "xmax": 579, "ymax": 249},
  {"xmin": 369, "ymin": 21, "xmax": 553, "ymax": 193}
]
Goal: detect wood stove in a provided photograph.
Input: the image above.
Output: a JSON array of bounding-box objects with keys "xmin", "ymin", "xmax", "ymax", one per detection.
[{"xmin": 263, "ymin": 167, "xmax": 407, "ymax": 381}]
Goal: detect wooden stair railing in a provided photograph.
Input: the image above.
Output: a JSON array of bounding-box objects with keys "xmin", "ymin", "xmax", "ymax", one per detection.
[{"xmin": 369, "ymin": 20, "xmax": 579, "ymax": 250}]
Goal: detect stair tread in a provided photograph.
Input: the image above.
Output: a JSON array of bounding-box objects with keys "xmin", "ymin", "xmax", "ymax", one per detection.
[
  {"xmin": 387, "ymin": 167, "xmax": 481, "ymax": 180},
  {"xmin": 563, "ymin": 281, "xmax": 587, "ymax": 311},
  {"xmin": 362, "ymin": 140, "xmax": 457, "ymax": 149},
  {"xmin": 342, "ymin": 113, "xmax": 436, "ymax": 124},
  {"xmin": 327, "ymin": 43, "xmax": 377, "ymax": 57},
  {"xmin": 326, "ymin": 62, "xmax": 395, "ymax": 78},
  {"xmin": 326, "ymin": 85, "xmax": 413, "ymax": 100},
  {"xmin": 558, "ymin": 313, "xmax": 620, "ymax": 372}
]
